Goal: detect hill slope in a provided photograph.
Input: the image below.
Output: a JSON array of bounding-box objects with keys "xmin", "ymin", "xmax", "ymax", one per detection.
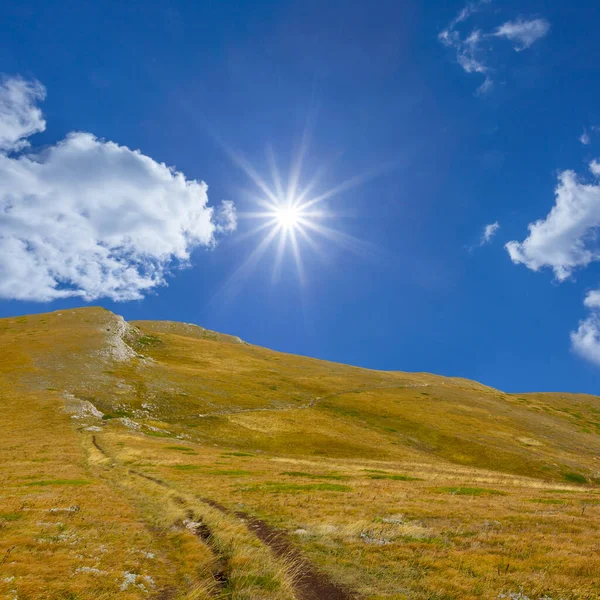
[{"xmin": 1, "ymin": 307, "xmax": 599, "ymax": 600}]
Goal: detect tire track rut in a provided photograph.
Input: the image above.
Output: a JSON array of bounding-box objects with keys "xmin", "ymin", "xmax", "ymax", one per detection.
[{"xmin": 91, "ymin": 436, "xmax": 356, "ymax": 600}]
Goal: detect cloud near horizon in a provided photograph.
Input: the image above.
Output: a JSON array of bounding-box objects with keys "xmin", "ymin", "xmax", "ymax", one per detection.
[
  {"xmin": 506, "ymin": 161, "xmax": 600, "ymax": 366},
  {"xmin": 439, "ymin": 2, "xmax": 550, "ymax": 93},
  {"xmin": 0, "ymin": 75, "xmax": 236, "ymax": 302}
]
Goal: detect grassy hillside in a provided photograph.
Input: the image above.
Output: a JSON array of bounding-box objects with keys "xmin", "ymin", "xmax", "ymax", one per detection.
[{"xmin": 1, "ymin": 307, "xmax": 599, "ymax": 599}]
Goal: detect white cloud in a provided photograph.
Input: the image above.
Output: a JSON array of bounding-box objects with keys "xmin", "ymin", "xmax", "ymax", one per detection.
[
  {"xmin": 0, "ymin": 76, "xmax": 46, "ymax": 152},
  {"xmin": 572, "ymin": 287, "xmax": 600, "ymax": 366},
  {"xmin": 481, "ymin": 221, "xmax": 500, "ymax": 244},
  {"xmin": 438, "ymin": 2, "xmax": 492, "ymax": 94},
  {"xmin": 493, "ymin": 18, "xmax": 550, "ymax": 51},
  {"xmin": 571, "ymin": 314, "xmax": 600, "ymax": 366},
  {"xmin": 506, "ymin": 160, "xmax": 600, "ymax": 367},
  {"xmin": 215, "ymin": 200, "xmax": 237, "ymax": 233},
  {"xmin": 505, "ymin": 162, "xmax": 600, "ymax": 281},
  {"xmin": 584, "ymin": 289, "xmax": 600, "ymax": 309},
  {"xmin": 438, "ymin": 4, "xmax": 549, "ymax": 92},
  {"xmin": 0, "ymin": 75, "xmax": 236, "ymax": 302},
  {"xmin": 580, "ymin": 130, "xmax": 591, "ymax": 145}
]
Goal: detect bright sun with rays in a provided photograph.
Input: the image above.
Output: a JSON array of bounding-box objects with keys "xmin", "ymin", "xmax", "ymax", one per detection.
[{"xmin": 219, "ymin": 138, "xmax": 382, "ymax": 290}]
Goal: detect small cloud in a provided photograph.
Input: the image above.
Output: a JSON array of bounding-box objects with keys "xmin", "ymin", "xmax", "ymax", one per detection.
[
  {"xmin": 215, "ymin": 200, "xmax": 237, "ymax": 234},
  {"xmin": 584, "ymin": 289, "xmax": 600, "ymax": 309},
  {"xmin": 571, "ymin": 313, "xmax": 600, "ymax": 366},
  {"xmin": 468, "ymin": 221, "xmax": 500, "ymax": 252},
  {"xmin": 493, "ymin": 18, "xmax": 550, "ymax": 51},
  {"xmin": 505, "ymin": 160, "xmax": 600, "ymax": 281},
  {"xmin": 580, "ymin": 130, "xmax": 591, "ymax": 145},
  {"xmin": 439, "ymin": 4, "xmax": 550, "ymax": 92},
  {"xmin": 0, "ymin": 74, "xmax": 236, "ymax": 302},
  {"xmin": 572, "ymin": 286, "xmax": 600, "ymax": 366},
  {"xmin": 0, "ymin": 75, "xmax": 46, "ymax": 152},
  {"xmin": 481, "ymin": 221, "xmax": 500, "ymax": 245},
  {"xmin": 438, "ymin": 2, "xmax": 492, "ymax": 92}
]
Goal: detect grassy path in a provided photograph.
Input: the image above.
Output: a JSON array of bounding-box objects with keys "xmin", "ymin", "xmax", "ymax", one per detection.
[{"xmin": 91, "ymin": 434, "xmax": 355, "ymax": 600}]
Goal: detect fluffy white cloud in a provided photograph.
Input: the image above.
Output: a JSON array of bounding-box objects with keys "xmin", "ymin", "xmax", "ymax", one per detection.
[
  {"xmin": 0, "ymin": 76, "xmax": 46, "ymax": 152},
  {"xmin": 584, "ymin": 289, "xmax": 600, "ymax": 309},
  {"xmin": 494, "ymin": 18, "xmax": 550, "ymax": 51},
  {"xmin": 571, "ymin": 314, "xmax": 600, "ymax": 366},
  {"xmin": 0, "ymin": 75, "xmax": 236, "ymax": 302},
  {"xmin": 575, "ymin": 289, "xmax": 600, "ymax": 366},
  {"xmin": 507, "ymin": 161, "xmax": 600, "ymax": 367},
  {"xmin": 481, "ymin": 221, "xmax": 500, "ymax": 244},
  {"xmin": 506, "ymin": 162, "xmax": 600, "ymax": 281},
  {"xmin": 439, "ymin": 3, "xmax": 549, "ymax": 92}
]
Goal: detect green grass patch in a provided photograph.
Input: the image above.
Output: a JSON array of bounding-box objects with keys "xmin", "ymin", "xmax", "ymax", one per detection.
[
  {"xmin": 432, "ymin": 487, "xmax": 505, "ymax": 496},
  {"xmin": 400, "ymin": 535, "xmax": 444, "ymax": 546},
  {"xmin": 369, "ymin": 474, "xmax": 421, "ymax": 481},
  {"xmin": 166, "ymin": 445, "xmax": 197, "ymax": 453},
  {"xmin": 0, "ymin": 512, "xmax": 23, "ymax": 521},
  {"xmin": 145, "ymin": 430, "xmax": 170, "ymax": 438},
  {"xmin": 529, "ymin": 498, "xmax": 566, "ymax": 505},
  {"xmin": 172, "ymin": 464, "xmax": 203, "ymax": 471},
  {"xmin": 281, "ymin": 471, "xmax": 350, "ymax": 480},
  {"xmin": 563, "ymin": 472, "xmax": 587, "ymax": 484},
  {"xmin": 221, "ymin": 451, "xmax": 255, "ymax": 457},
  {"xmin": 136, "ymin": 334, "xmax": 162, "ymax": 347},
  {"xmin": 24, "ymin": 479, "xmax": 90, "ymax": 487},
  {"xmin": 243, "ymin": 482, "xmax": 351, "ymax": 493},
  {"xmin": 102, "ymin": 410, "xmax": 131, "ymax": 420}
]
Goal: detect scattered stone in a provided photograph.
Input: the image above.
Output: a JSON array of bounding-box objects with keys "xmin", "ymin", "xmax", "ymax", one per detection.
[
  {"xmin": 119, "ymin": 571, "xmax": 154, "ymax": 592},
  {"xmin": 360, "ymin": 532, "xmax": 390, "ymax": 545},
  {"xmin": 119, "ymin": 418, "xmax": 141, "ymax": 430}
]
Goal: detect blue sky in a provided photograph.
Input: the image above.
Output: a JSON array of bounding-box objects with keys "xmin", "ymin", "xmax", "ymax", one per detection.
[{"xmin": 1, "ymin": 0, "xmax": 600, "ymax": 394}]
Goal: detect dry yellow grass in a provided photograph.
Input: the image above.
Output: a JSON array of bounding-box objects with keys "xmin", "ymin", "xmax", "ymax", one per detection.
[{"xmin": 1, "ymin": 306, "xmax": 599, "ymax": 599}]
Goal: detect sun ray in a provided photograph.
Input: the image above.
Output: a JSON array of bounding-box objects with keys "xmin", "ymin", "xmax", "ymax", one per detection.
[
  {"xmin": 226, "ymin": 219, "xmax": 275, "ymax": 245},
  {"xmin": 288, "ymin": 227, "xmax": 305, "ymax": 284},
  {"xmin": 213, "ymin": 226, "xmax": 280, "ymax": 303},
  {"xmin": 271, "ymin": 225, "xmax": 288, "ymax": 283},
  {"xmin": 219, "ymin": 142, "xmax": 279, "ymax": 205},
  {"xmin": 287, "ymin": 120, "xmax": 312, "ymax": 206},
  {"xmin": 300, "ymin": 159, "xmax": 399, "ymax": 211},
  {"xmin": 300, "ymin": 219, "xmax": 381, "ymax": 259},
  {"xmin": 266, "ymin": 144, "xmax": 286, "ymax": 202}
]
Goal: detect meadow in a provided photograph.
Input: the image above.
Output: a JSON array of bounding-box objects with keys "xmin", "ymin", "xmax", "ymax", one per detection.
[{"xmin": 1, "ymin": 307, "xmax": 599, "ymax": 599}]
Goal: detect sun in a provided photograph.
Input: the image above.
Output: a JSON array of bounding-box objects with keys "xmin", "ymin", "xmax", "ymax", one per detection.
[
  {"xmin": 216, "ymin": 136, "xmax": 382, "ymax": 292},
  {"xmin": 274, "ymin": 205, "xmax": 300, "ymax": 230}
]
